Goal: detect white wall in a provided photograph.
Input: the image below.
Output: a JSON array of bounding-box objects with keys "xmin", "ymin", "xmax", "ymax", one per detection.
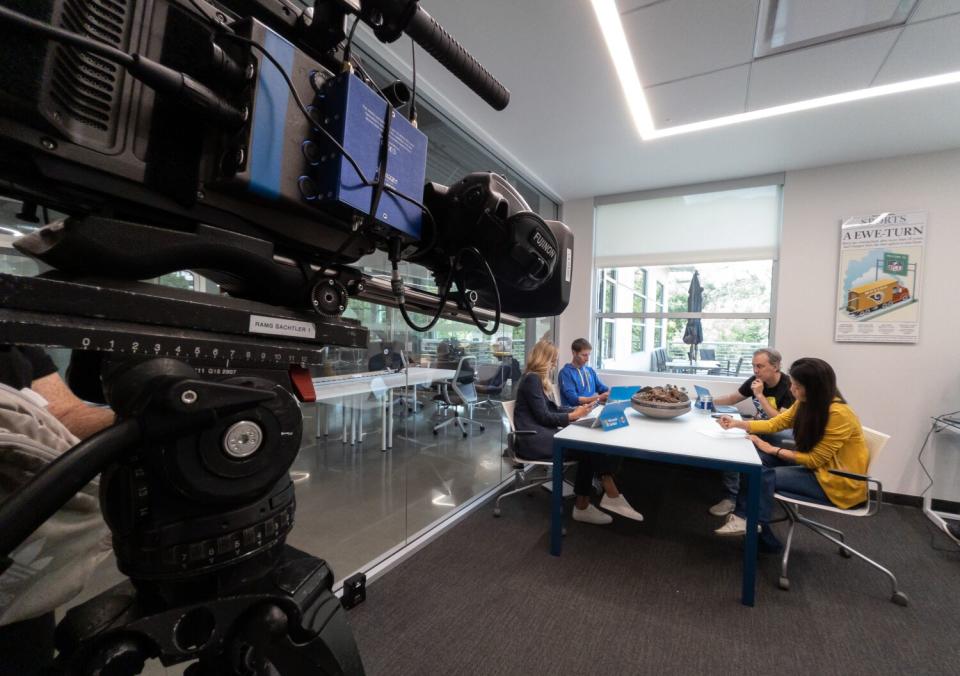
[
  {"xmin": 560, "ymin": 147, "xmax": 960, "ymax": 499},
  {"xmin": 557, "ymin": 198, "xmax": 595, "ymax": 360},
  {"xmin": 777, "ymin": 148, "xmax": 960, "ymax": 499}
]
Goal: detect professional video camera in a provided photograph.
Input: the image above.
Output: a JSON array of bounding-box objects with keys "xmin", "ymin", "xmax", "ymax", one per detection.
[
  {"xmin": 0, "ymin": 0, "xmax": 572, "ymax": 324},
  {"xmin": 0, "ymin": 1, "xmax": 573, "ymax": 673}
]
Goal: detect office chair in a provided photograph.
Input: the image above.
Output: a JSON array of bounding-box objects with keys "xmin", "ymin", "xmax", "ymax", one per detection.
[
  {"xmin": 773, "ymin": 427, "xmax": 909, "ymax": 605},
  {"xmin": 432, "ymin": 356, "xmax": 485, "ymax": 437},
  {"xmin": 474, "ymin": 363, "xmax": 511, "ymax": 413},
  {"xmin": 652, "ymin": 348, "xmax": 668, "ymax": 372},
  {"xmin": 493, "ymin": 400, "xmax": 577, "ymax": 517},
  {"xmin": 724, "ymin": 356, "xmax": 746, "ymax": 376}
]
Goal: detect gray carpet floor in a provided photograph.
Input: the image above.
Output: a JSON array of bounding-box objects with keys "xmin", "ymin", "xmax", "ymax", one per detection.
[{"xmin": 346, "ymin": 462, "xmax": 960, "ymax": 676}]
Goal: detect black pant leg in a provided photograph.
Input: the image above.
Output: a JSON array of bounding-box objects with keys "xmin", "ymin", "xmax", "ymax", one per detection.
[{"xmin": 0, "ymin": 612, "xmax": 55, "ymax": 675}]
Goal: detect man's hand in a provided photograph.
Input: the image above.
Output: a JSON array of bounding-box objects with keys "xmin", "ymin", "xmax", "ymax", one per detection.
[
  {"xmin": 31, "ymin": 372, "xmax": 115, "ymax": 439},
  {"xmin": 717, "ymin": 415, "xmax": 747, "ymax": 431},
  {"xmin": 750, "ymin": 378, "xmax": 764, "ymax": 397},
  {"xmin": 598, "ymin": 391, "xmax": 609, "ymax": 403}
]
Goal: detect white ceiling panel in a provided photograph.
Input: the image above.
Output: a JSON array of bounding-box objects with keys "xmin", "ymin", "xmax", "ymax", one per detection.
[
  {"xmin": 360, "ymin": 1, "xmax": 960, "ymax": 201},
  {"xmin": 909, "ymin": 0, "xmax": 960, "ymax": 22},
  {"xmin": 747, "ymin": 29, "xmax": 902, "ymax": 110},
  {"xmin": 875, "ymin": 12, "xmax": 960, "ymax": 83},
  {"xmin": 645, "ymin": 65, "xmax": 750, "ymax": 127},
  {"xmin": 621, "ymin": 0, "xmax": 760, "ymax": 86}
]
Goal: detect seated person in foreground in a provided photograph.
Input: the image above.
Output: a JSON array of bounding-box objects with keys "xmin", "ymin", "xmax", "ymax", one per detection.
[
  {"xmin": 713, "ymin": 357, "xmax": 868, "ymax": 548},
  {"xmin": 513, "ymin": 340, "xmax": 642, "ymax": 525},
  {"xmin": 557, "ymin": 338, "xmax": 609, "ymax": 408},
  {"xmin": 708, "ymin": 348, "xmax": 795, "ymax": 517},
  {"xmin": 0, "ymin": 345, "xmax": 115, "ymax": 673}
]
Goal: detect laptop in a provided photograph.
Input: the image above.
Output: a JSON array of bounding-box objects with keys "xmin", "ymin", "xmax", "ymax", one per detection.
[
  {"xmin": 570, "ymin": 404, "xmax": 604, "ymax": 428},
  {"xmin": 693, "ymin": 385, "xmax": 739, "ymax": 414},
  {"xmin": 607, "ymin": 385, "xmax": 640, "ymax": 402}
]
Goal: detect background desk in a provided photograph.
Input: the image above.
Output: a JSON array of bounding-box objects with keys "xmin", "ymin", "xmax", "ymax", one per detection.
[
  {"xmin": 665, "ymin": 360, "xmax": 722, "ymax": 374},
  {"xmin": 312, "ymin": 368, "xmax": 455, "ymax": 450},
  {"xmin": 551, "ymin": 409, "xmax": 763, "ymax": 605}
]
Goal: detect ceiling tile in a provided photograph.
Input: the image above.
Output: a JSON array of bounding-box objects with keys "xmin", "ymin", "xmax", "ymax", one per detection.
[
  {"xmin": 909, "ymin": 0, "xmax": 960, "ymax": 22},
  {"xmin": 616, "ymin": 0, "xmax": 666, "ymax": 12},
  {"xmin": 645, "ymin": 65, "xmax": 750, "ymax": 127},
  {"xmin": 621, "ymin": 0, "xmax": 760, "ymax": 86},
  {"xmin": 875, "ymin": 12, "xmax": 960, "ymax": 82},
  {"xmin": 747, "ymin": 29, "xmax": 901, "ymax": 110}
]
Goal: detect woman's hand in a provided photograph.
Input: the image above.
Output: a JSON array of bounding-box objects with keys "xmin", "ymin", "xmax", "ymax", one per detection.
[
  {"xmin": 746, "ymin": 434, "xmax": 777, "ymax": 454},
  {"xmin": 569, "ymin": 403, "xmax": 593, "ymax": 421},
  {"xmin": 716, "ymin": 415, "xmax": 745, "ymax": 430}
]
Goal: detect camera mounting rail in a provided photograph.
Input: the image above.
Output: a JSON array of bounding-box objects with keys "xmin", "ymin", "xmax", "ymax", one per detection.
[{"xmin": 0, "ymin": 272, "xmax": 365, "ymax": 374}]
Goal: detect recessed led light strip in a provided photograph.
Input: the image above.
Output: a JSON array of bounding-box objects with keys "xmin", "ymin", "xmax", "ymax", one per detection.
[
  {"xmin": 590, "ymin": 0, "xmax": 960, "ymax": 141},
  {"xmin": 590, "ymin": 0, "xmax": 655, "ymax": 137}
]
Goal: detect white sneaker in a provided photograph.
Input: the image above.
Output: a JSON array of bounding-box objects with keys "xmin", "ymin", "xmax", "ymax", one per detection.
[
  {"xmin": 599, "ymin": 494, "xmax": 644, "ymax": 522},
  {"xmin": 714, "ymin": 513, "xmax": 761, "ymax": 536},
  {"xmin": 709, "ymin": 498, "xmax": 736, "ymax": 517},
  {"xmin": 572, "ymin": 503, "xmax": 613, "ymax": 525}
]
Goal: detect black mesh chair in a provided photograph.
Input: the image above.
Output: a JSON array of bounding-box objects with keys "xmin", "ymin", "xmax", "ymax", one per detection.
[
  {"xmin": 474, "ymin": 363, "xmax": 511, "ymax": 413},
  {"xmin": 700, "ymin": 348, "xmax": 716, "ymax": 360},
  {"xmin": 433, "ymin": 356, "xmax": 485, "ymax": 437}
]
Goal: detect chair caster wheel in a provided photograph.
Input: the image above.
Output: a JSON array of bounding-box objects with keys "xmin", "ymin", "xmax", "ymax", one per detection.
[
  {"xmin": 480, "ymin": 425, "xmax": 485, "ymax": 431},
  {"xmin": 778, "ymin": 577, "xmax": 790, "ymax": 591},
  {"xmin": 462, "ymin": 433, "xmax": 468, "ymax": 438},
  {"xmin": 838, "ymin": 547, "xmax": 852, "ymax": 558},
  {"xmin": 891, "ymin": 591, "xmax": 909, "ymax": 606},
  {"xmin": 493, "ymin": 508, "xmax": 501, "ymax": 517},
  {"xmin": 432, "ymin": 429, "xmax": 439, "ymax": 435}
]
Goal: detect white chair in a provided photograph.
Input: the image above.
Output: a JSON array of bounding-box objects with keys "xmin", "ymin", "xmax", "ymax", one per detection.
[
  {"xmin": 773, "ymin": 426, "xmax": 909, "ymax": 605},
  {"xmin": 432, "ymin": 356, "xmax": 485, "ymax": 437},
  {"xmin": 493, "ymin": 400, "xmax": 576, "ymax": 517}
]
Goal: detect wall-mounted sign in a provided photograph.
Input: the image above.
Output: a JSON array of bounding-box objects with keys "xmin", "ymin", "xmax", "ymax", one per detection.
[{"xmin": 834, "ymin": 211, "xmax": 925, "ymax": 344}]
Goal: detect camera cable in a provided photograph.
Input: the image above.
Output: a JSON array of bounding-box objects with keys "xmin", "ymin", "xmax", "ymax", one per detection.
[{"xmin": 0, "ymin": 5, "xmax": 246, "ymax": 127}]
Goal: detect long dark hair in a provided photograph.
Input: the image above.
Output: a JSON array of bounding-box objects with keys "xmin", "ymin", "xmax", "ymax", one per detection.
[{"xmin": 790, "ymin": 358, "xmax": 846, "ymax": 452}]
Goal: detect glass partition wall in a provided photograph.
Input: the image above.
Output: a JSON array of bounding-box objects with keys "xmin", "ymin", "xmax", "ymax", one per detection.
[{"xmin": 0, "ymin": 45, "xmax": 560, "ymax": 585}]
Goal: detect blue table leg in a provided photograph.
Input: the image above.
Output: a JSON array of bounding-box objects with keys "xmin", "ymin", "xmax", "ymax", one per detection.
[
  {"xmin": 550, "ymin": 438, "xmax": 563, "ymax": 556},
  {"xmin": 742, "ymin": 465, "xmax": 760, "ymax": 606}
]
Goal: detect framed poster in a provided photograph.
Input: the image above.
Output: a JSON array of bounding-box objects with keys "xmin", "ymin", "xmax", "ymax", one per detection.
[{"xmin": 834, "ymin": 211, "xmax": 925, "ymax": 343}]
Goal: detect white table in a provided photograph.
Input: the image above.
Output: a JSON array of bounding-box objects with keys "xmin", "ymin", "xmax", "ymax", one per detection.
[
  {"xmin": 550, "ymin": 408, "xmax": 763, "ymax": 605},
  {"xmin": 312, "ymin": 368, "xmax": 455, "ymax": 451},
  {"xmin": 666, "ymin": 359, "xmax": 722, "ymax": 374}
]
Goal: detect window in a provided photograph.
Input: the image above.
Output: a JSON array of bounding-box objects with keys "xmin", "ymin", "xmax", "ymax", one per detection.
[
  {"xmin": 630, "ymin": 269, "xmax": 646, "ymax": 352},
  {"xmin": 592, "ymin": 183, "xmax": 781, "ymax": 373},
  {"xmin": 653, "ymin": 281, "xmax": 665, "ymax": 348}
]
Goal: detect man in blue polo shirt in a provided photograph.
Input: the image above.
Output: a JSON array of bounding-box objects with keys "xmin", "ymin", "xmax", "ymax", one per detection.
[{"xmin": 558, "ymin": 338, "xmax": 609, "ymax": 407}]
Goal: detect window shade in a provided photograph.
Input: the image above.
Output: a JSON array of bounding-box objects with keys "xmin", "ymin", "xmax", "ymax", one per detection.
[{"xmin": 594, "ymin": 185, "xmax": 781, "ymax": 267}]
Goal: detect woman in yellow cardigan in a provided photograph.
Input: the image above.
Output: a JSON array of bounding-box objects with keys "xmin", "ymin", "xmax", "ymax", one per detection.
[{"xmin": 712, "ymin": 357, "xmax": 868, "ymax": 541}]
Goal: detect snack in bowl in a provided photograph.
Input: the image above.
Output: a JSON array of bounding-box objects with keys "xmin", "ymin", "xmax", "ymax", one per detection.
[{"xmin": 630, "ymin": 385, "xmax": 692, "ymax": 419}]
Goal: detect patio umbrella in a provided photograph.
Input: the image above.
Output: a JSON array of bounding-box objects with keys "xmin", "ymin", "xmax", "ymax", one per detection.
[{"xmin": 682, "ymin": 270, "xmax": 704, "ymax": 362}]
